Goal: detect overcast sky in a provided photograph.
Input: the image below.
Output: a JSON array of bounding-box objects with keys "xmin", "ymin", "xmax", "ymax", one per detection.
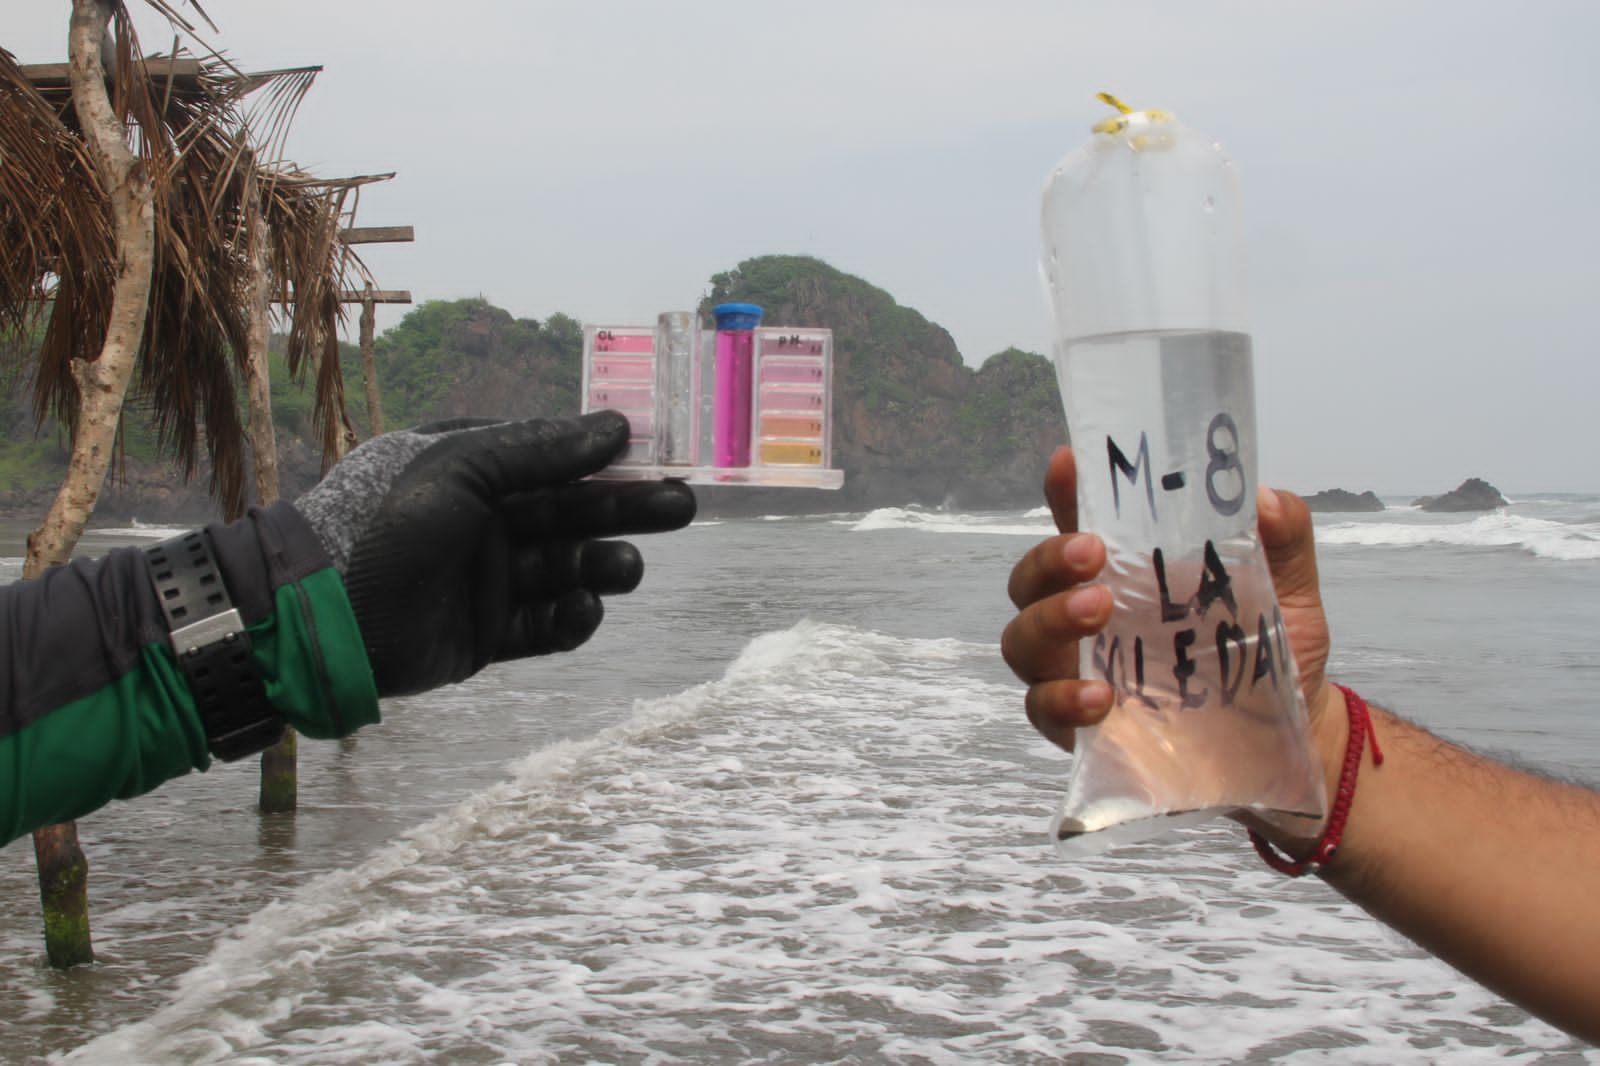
[{"xmin": 9, "ymin": 2, "xmax": 1598, "ymax": 494}]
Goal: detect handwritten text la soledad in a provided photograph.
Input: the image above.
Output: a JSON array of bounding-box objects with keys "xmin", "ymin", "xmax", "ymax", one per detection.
[{"xmin": 1092, "ymin": 414, "xmax": 1293, "ymax": 711}]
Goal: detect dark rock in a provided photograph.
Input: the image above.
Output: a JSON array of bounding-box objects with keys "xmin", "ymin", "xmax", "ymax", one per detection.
[
  {"xmin": 1302, "ymin": 489, "xmax": 1385, "ymax": 513},
  {"xmin": 1412, "ymin": 478, "xmax": 1508, "ymax": 512}
]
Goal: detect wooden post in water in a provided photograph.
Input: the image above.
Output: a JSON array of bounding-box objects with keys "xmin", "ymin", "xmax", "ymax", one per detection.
[
  {"xmin": 259, "ymin": 729, "xmax": 299, "ymax": 811},
  {"xmin": 257, "ymin": 234, "xmax": 410, "ymax": 793},
  {"xmin": 359, "ymin": 285, "xmax": 385, "ymax": 437},
  {"xmin": 244, "ymin": 199, "xmax": 303, "ymax": 814},
  {"xmin": 31, "ymin": 823, "xmax": 90, "ymax": 969}
]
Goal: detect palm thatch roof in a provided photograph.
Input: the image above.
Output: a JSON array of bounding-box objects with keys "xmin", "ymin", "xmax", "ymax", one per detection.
[{"xmin": 0, "ymin": 8, "xmax": 388, "ymax": 514}]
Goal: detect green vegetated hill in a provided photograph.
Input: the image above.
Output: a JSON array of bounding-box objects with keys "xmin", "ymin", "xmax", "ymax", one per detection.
[
  {"xmin": 0, "ymin": 256, "xmax": 1066, "ymax": 520},
  {"xmin": 701, "ymin": 256, "xmax": 1064, "ymax": 514}
]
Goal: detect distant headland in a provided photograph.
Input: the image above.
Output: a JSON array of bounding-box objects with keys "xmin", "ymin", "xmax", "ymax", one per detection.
[
  {"xmin": 0, "ymin": 256, "xmax": 1068, "ymax": 523},
  {"xmin": 0, "ymin": 254, "xmax": 1523, "ymax": 526}
]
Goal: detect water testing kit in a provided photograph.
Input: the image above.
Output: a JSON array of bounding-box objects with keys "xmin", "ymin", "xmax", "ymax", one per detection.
[{"xmin": 580, "ymin": 304, "xmax": 843, "ymax": 489}]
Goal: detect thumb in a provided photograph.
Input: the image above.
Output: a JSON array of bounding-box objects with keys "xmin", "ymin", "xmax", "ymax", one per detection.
[
  {"xmin": 1257, "ymin": 486, "xmax": 1323, "ymax": 614},
  {"xmin": 430, "ymin": 410, "xmax": 631, "ymax": 498}
]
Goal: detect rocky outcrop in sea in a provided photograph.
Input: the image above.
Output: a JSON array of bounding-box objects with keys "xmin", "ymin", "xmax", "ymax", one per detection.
[
  {"xmin": 1412, "ymin": 478, "xmax": 1508, "ymax": 512},
  {"xmin": 1302, "ymin": 489, "xmax": 1385, "ymax": 513}
]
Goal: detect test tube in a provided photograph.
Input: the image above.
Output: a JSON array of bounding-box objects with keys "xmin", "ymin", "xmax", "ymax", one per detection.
[
  {"xmin": 654, "ymin": 311, "xmax": 697, "ymax": 465},
  {"xmin": 712, "ymin": 302, "xmax": 763, "ymax": 467}
]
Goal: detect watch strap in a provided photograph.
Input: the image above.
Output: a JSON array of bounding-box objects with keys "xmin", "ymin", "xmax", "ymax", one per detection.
[{"xmin": 143, "ymin": 530, "xmax": 285, "ymax": 762}]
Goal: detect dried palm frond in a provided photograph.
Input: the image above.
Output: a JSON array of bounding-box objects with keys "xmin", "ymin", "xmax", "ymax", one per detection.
[
  {"xmin": 261, "ymin": 168, "xmax": 393, "ymax": 465},
  {"xmin": 0, "ymin": 47, "xmax": 114, "ymax": 384},
  {"xmin": 0, "ymin": 4, "xmax": 382, "ymax": 514}
]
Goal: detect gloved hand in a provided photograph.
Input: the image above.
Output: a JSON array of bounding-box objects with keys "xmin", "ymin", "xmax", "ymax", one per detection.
[{"xmin": 295, "ymin": 410, "xmax": 694, "ymax": 697}]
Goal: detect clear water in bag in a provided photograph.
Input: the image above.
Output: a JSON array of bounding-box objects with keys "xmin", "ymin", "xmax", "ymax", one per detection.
[
  {"xmin": 1052, "ymin": 327, "xmax": 1323, "ymax": 851},
  {"xmin": 1038, "ymin": 99, "xmax": 1326, "ymax": 852}
]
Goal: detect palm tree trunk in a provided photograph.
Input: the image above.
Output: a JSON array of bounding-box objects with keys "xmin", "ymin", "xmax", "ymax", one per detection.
[
  {"xmin": 24, "ymin": 0, "xmax": 156, "ymax": 969},
  {"xmin": 243, "ymin": 204, "xmax": 280, "ymax": 507}
]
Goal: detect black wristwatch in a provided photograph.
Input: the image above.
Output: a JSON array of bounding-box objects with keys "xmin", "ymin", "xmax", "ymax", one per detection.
[{"xmin": 143, "ymin": 531, "xmax": 285, "ymax": 762}]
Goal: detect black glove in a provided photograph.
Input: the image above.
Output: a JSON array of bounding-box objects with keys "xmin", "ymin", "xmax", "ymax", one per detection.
[{"xmin": 295, "ymin": 410, "xmax": 694, "ymax": 697}]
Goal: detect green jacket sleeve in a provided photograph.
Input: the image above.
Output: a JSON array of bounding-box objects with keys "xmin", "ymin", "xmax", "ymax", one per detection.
[{"xmin": 0, "ymin": 502, "xmax": 379, "ymax": 846}]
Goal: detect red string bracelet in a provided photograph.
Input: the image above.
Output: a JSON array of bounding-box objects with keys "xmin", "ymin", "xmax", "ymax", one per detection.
[{"xmin": 1249, "ymin": 683, "xmax": 1384, "ymax": 877}]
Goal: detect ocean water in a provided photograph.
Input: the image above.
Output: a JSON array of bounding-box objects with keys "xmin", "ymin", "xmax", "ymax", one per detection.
[{"xmin": 2, "ymin": 496, "xmax": 1599, "ymax": 1063}]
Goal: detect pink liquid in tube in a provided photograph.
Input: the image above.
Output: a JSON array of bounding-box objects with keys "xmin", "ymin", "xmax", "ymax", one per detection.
[{"xmin": 712, "ymin": 303, "xmax": 763, "ymax": 467}]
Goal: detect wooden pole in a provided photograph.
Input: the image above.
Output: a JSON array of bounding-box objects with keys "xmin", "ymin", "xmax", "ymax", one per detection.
[
  {"xmin": 243, "ymin": 197, "xmax": 299, "ymax": 814},
  {"xmin": 340, "ymin": 228, "xmax": 409, "ymax": 441},
  {"xmin": 339, "ymin": 227, "xmax": 408, "ymax": 441},
  {"xmin": 358, "ymin": 286, "xmax": 385, "ymax": 437}
]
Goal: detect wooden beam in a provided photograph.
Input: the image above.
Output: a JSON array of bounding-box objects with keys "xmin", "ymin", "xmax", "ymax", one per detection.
[
  {"xmin": 271, "ymin": 290, "xmax": 412, "ymax": 305},
  {"xmin": 21, "ymin": 61, "xmax": 317, "ymax": 100},
  {"xmin": 340, "ymin": 226, "xmax": 415, "ymax": 245},
  {"xmin": 21, "ymin": 58, "xmax": 205, "ymax": 89},
  {"xmin": 341, "ymin": 289, "xmax": 411, "ymax": 304}
]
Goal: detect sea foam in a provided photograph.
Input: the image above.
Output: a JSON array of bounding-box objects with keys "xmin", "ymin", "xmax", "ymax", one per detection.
[
  {"xmin": 850, "ymin": 507, "xmax": 1052, "ymax": 537},
  {"xmin": 60, "ymin": 620, "xmax": 1581, "ymax": 1064},
  {"xmin": 1318, "ymin": 513, "xmax": 1600, "ymax": 561}
]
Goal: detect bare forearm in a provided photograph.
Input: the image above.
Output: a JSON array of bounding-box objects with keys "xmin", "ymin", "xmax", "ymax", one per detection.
[{"xmin": 1320, "ymin": 703, "xmax": 1600, "ymax": 1042}]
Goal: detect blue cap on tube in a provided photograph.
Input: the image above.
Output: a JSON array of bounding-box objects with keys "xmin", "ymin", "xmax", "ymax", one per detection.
[{"xmin": 713, "ymin": 303, "xmax": 764, "ymax": 331}]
